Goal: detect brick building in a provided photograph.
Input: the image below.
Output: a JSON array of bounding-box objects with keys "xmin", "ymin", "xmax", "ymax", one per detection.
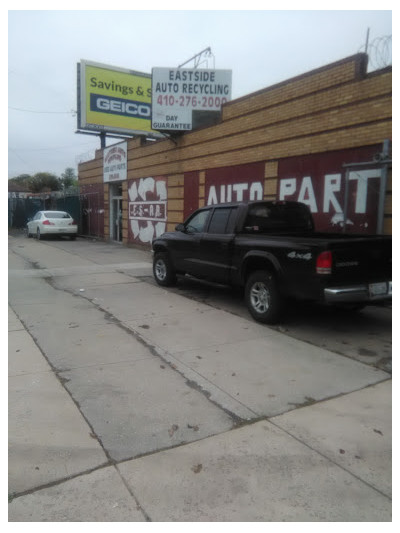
[{"xmin": 78, "ymin": 53, "xmax": 392, "ymax": 247}]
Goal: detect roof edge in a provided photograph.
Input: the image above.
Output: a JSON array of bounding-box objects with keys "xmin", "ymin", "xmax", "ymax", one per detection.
[{"xmin": 226, "ymin": 53, "xmax": 369, "ymax": 107}]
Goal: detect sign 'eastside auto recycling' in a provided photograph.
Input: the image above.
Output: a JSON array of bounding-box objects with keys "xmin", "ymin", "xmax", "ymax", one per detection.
[{"xmin": 151, "ymin": 67, "xmax": 232, "ymax": 131}]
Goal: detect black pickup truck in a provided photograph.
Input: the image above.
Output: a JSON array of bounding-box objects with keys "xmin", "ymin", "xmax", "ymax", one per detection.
[{"xmin": 152, "ymin": 201, "xmax": 392, "ymax": 323}]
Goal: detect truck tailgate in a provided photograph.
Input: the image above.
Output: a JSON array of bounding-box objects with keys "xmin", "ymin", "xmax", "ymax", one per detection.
[{"xmin": 324, "ymin": 235, "xmax": 392, "ymax": 284}]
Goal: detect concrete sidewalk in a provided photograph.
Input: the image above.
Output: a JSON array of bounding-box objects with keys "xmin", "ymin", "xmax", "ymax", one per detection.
[{"xmin": 8, "ymin": 237, "xmax": 392, "ymax": 521}]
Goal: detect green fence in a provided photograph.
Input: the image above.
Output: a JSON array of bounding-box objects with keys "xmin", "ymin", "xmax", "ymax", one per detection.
[
  {"xmin": 8, "ymin": 197, "xmax": 45, "ymax": 229},
  {"xmin": 55, "ymin": 196, "xmax": 81, "ymax": 229},
  {"xmin": 8, "ymin": 194, "xmax": 103, "ymax": 237},
  {"xmin": 8, "ymin": 195, "xmax": 80, "ymax": 231}
]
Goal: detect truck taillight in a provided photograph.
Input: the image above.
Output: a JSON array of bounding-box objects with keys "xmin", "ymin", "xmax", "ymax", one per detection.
[{"xmin": 316, "ymin": 251, "xmax": 332, "ymax": 274}]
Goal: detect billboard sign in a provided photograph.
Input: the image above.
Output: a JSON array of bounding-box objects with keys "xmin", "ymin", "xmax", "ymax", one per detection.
[
  {"xmin": 151, "ymin": 67, "xmax": 232, "ymax": 131},
  {"xmin": 78, "ymin": 60, "xmax": 162, "ymax": 137},
  {"xmin": 103, "ymin": 142, "xmax": 127, "ymax": 183}
]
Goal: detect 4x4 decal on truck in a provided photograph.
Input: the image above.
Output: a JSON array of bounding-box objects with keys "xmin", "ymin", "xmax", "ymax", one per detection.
[{"xmin": 287, "ymin": 251, "xmax": 312, "ymax": 260}]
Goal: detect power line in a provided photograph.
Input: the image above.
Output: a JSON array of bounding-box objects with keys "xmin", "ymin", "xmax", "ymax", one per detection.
[
  {"xmin": 9, "ymin": 140, "xmax": 99, "ymax": 153},
  {"xmin": 8, "ymin": 148, "xmax": 31, "ymax": 167},
  {"xmin": 9, "ymin": 106, "xmax": 76, "ymax": 116}
]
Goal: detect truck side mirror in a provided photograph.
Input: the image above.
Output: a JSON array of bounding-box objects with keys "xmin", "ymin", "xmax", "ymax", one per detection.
[{"xmin": 175, "ymin": 223, "xmax": 185, "ymax": 232}]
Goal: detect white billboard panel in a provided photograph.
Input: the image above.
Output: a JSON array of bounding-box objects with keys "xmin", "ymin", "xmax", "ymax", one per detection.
[{"xmin": 151, "ymin": 68, "xmax": 232, "ymax": 131}]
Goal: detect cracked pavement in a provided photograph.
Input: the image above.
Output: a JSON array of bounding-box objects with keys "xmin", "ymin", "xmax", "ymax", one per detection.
[{"xmin": 8, "ymin": 234, "xmax": 391, "ymax": 521}]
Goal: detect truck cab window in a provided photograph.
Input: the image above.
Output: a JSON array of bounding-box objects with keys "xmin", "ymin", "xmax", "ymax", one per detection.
[
  {"xmin": 185, "ymin": 209, "xmax": 210, "ymax": 233},
  {"xmin": 208, "ymin": 208, "xmax": 234, "ymax": 234}
]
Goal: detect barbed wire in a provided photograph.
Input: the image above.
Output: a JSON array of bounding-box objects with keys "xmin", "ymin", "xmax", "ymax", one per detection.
[
  {"xmin": 360, "ymin": 34, "xmax": 392, "ymax": 70},
  {"xmin": 75, "ymin": 149, "xmax": 97, "ymax": 165}
]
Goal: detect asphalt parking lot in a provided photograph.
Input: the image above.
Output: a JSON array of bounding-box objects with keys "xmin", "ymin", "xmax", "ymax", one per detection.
[{"xmin": 8, "ymin": 233, "xmax": 392, "ymax": 521}]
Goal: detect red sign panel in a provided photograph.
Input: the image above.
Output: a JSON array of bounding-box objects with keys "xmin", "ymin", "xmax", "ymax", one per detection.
[
  {"xmin": 278, "ymin": 146, "xmax": 382, "ymax": 233},
  {"xmin": 129, "ymin": 202, "xmax": 166, "ymax": 221}
]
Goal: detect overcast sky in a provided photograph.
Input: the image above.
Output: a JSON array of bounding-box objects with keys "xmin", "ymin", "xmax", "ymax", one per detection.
[{"xmin": 7, "ymin": 6, "xmax": 392, "ymax": 179}]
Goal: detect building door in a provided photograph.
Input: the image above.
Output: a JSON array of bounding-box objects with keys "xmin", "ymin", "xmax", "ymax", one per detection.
[{"xmin": 110, "ymin": 183, "xmax": 123, "ymax": 242}]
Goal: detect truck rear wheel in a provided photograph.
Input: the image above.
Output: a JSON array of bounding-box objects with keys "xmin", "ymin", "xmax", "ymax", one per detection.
[
  {"xmin": 153, "ymin": 252, "xmax": 177, "ymax": 287},
  {"xmin": 245, "ymin": 270, "xmax": 283, "ymax": 324}
]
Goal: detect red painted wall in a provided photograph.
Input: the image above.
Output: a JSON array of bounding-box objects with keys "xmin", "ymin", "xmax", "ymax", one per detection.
[
  {"xmin": 205, "ymin": 162, "xmax": 265, "ymax": 205},
  {"xmin": 183, "ymin": 171, "xmax": 200, "ymax": 219},
  {"xmin": 278, "ymin": 146, "xmax": 383, "ymax": 233},
  {"xmin": 79, "ymin": 183, "xmax": 104, "ymax": 238}
]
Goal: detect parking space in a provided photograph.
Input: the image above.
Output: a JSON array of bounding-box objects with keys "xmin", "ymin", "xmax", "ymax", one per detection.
[{"xmin": 143, "ymin": 273, "xmax": 392, "ymax": 373}]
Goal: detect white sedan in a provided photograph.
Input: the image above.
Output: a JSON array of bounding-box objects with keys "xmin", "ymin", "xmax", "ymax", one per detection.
[{"xmin": 27, "ymin": 211, "xmax": 78, "ymax": 240}]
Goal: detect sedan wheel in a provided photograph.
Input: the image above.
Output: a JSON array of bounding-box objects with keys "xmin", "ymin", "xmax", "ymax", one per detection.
[{"xmin": 36, "ymin": 228, "xmax": 41, "ymax": 240}]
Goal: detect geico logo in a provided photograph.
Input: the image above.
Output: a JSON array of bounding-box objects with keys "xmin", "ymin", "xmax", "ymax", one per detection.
[{"xmin": 96, "ymin": 98, "xmax": 151, "ymax": 118}]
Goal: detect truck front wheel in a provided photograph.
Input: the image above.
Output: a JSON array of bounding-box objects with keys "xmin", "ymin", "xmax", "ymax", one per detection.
[
  {"xmin": 153, "ymin": 252, "xmax": 177, "ymax": 287},
  {"xmin": 245, "ymin": 270, "xmax": 283, "ymax": 324}
]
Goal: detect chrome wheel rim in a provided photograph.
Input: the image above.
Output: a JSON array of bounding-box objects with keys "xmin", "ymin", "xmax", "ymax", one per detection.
[
  {"xmin": 155, "ymin": 259, "xmax": 167, "ymax": 281},
  {"xmin": 250, "ymin": 281, "xmax": 270, "ymax": 313}
]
